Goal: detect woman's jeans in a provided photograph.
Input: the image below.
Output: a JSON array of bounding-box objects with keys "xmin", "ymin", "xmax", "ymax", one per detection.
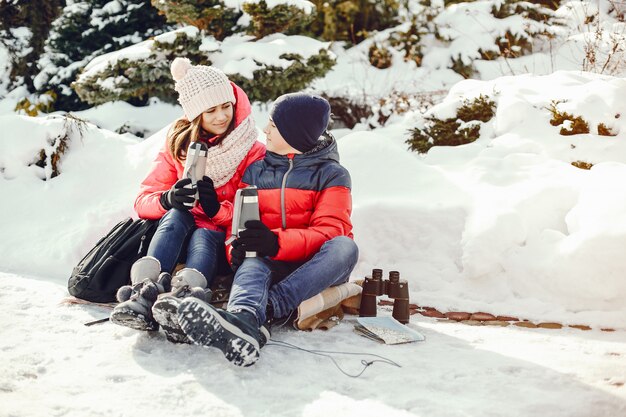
[
  {"xmin": 147, "ymin": 209, "xmax": 228, "ymax": 287},
  {"xmin": 227, "ymin": 236, "xmax": 359, "ymax": 326}
]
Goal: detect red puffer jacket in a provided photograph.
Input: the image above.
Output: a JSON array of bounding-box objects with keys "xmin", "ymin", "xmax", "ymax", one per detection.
[
  {"xmin": 240, "ymin": 137, "xmax": 353, "ymax": 263},
  {"xmin": 134, "ymin": 83, "xmax": 266, "ymax": 231}
]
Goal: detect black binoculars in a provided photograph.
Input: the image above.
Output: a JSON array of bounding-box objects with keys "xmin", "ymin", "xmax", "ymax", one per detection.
[{"xmin": 359, "ymin": 269, "xmax": 410, "ymax": 324}]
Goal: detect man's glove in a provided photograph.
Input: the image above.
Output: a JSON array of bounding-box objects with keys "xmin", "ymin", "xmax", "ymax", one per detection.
[
  {"xmin": 230, "ymin": 240, "xmax": 246, "ymax": 272},
  {"xmin": 237, "ymin": 220, "xmax": 279, "ymax": 258},
  {"xmin": 197, "ymin": 176, "xmax": 220, "ymax": 218},
  {"xmin": 160, "ymin": 178, "xmax": 195, "ymax": 211}
]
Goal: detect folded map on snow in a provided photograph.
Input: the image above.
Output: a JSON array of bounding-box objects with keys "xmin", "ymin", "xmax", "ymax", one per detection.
[{"xmin": 354, "ymin": 316, "xmax": 426, "ymax": 345}]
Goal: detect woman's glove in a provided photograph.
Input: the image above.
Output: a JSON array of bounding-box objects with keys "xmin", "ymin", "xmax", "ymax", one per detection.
[
  {"xmin": 197, "ymin": 176, "xmax": 220, "ymax": 218},
  {"xmin": 160, "ymin": 178, "xmax": 195, "ymax": 211},
  {"xmin": 236, "ymin": 220, "xmax": 279, "ymax": 258}
]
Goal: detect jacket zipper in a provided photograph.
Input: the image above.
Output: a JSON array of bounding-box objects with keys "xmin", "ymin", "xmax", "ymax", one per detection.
[{"xmin": 280, "ymin": 155, "xmax": 295, "ymax": 229}]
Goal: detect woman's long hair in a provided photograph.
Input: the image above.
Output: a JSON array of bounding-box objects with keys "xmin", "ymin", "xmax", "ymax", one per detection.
[{"xmin": 168, "ymin": 110, "xmax": 235, "ymax": 162}]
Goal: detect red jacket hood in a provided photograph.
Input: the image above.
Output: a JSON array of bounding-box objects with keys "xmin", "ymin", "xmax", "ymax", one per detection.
[{"xmin": 231, "ymin": 81, "xmax": 253, "ymax": 127}]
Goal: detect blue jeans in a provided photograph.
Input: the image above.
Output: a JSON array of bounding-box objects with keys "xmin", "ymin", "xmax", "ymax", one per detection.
[
  {"xmin": 147, "ymin": 209, "xmax": 229, "ymax": 287},
  {"xmin": 227, "ymin": 236, "xmax": 359, "ymax": 326}
]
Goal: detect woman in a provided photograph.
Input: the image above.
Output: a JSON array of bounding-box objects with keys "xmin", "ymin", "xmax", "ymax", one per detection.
[{"xmin": 110, "ymin": 58, "xmax": 265, "ymax": 339}]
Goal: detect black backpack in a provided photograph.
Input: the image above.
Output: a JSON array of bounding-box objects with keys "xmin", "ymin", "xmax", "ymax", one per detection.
[{"xmin": 68, "ymin": 217, "xmax": 159, "ymax": 303}]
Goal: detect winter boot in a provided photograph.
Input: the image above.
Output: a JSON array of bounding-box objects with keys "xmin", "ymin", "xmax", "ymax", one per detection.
[
  {"xmin": 110, "ymin": 256, "xmax": 171, "ymax": 331},
  {"xmin": 170, "ymin": 267, "xmax": 207, "ymax": 289},
  {"xmin": 152, "ymin": 283, "xmax": 211, "ymax": 344},
  {"xmin": 177, "ymin": 298, "xmax": 270, "ymax": 367}
]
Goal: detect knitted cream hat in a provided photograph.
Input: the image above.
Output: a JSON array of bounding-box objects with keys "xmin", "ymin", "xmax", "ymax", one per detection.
[{"xmin": 171, "ymin": 57, "xmax": 236, "ymax": 121}]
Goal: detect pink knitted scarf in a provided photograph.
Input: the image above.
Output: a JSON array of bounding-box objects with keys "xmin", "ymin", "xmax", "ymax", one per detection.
[{"xmin": 203, "ymin": 115, "xmax": 258, "ymax": 188}]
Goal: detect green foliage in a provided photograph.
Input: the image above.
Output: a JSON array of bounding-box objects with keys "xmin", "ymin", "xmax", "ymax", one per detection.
[
  {"xmin": 227, "ymin": 49, "xmax": 336, "ymax": 102},
  {"xmin": 457, "ymin": 94, "xmax": 497, "ymax": 123},
  {"xmin": 406, "ymin": 95, "xmax": 496, "ymax": 154},
  {"xmin": 483, "ymin": 0, "xmax": 562, "ymax": 60},
  {"xmin": 0, "ymin": 0, "xmax": 63, "ymax": 91},
  {"xmin": 73, "ymin": 30, "xmax": 209, "ymax": 105},
  {"xmin": 36, "ymin": 0, "xmax": 170, "ymax": 111},
  {"xmin": 150, "ymin": 0, "xmax": 240, "ymax": 40},
  {"xmin": 242, "ymin": 1, "xmax": 313, "ymax": 39},
  {"xmin": 548, "ymin": 101, "xmax": 590, "ymax": 135},
  {"xmin": 492, "ymin": 0, "xmax": 558, "ymax": 20},
  {"xmin": 307, "ymin": 0, "xmax": 401, "ymax": 44},
  {"xmin": 369, "ymin": 18, "xmax": 427, "ymax": 69}
]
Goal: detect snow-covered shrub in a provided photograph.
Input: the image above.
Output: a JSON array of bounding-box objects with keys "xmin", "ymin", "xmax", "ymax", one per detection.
[
  {"xmin": 73, "ymin": 27, "xmax": 208, "ymax": 105},
  {"xmin": 559, "ymin": 0, "xmax": 626, "ymax": 75},
  {"xmin": 0, "ymin": 0, "xmax": 63, "ymax": 92},
  {"xmin": 325, "ymin": 96, "xmax": 374, "ymax": 129},
  {"xmin": 150, "ymin": 0, "xmax": 240, "ymax": 40},
  {"xmin": 548, "ymin": 101, "xmax": 590, "ymax": 135},
  {"xmin": 307, "ymin": 0, "xmax": 402, "ymax": 44},
  {"xmin": 229, "ymin": 50, "xmax": 335, "ymax": 102},
  {"xmin": 74, "ymin": 30, "xmax": 335, "ymax": 105},
  {"xmin": 242, "ymin": 0, "xmax": 314, "ymax": 39},
  {"xmin": 406, "ymin": 94, "xmax": 496, "ymax": 153},
  {"xmin": 368, "ymin": 43, "xmax": 394, "ymax": 69},
  {"xmin": 14, "ymin": 90, "xmax": 57, "ymax": 116},
  {"xmin": 34, "ymin": 0, "xmax": 170, "ymax": 111},
  {"xmin": 33, "ymin": 114, "xmax": 88, "ymax": 179},
  {"xmin": 597, "ymin": 122, "xmax": 617, "ymax": 136},
  {"xmin": 433, "ymin": 0, "xmax": 563, "ymax": 77},
  {"xmin": 213, "ymin": 34, "xmax": 336, "ymax": 102}
]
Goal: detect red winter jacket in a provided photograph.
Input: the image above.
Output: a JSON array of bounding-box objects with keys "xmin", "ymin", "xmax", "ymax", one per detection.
[
  {"xmin": 240, "ymin": 138, "xmax": 353, "ymax": 263},
  {"xmin": 134, "ymin": 83, "xmax": 266, "ymax": 231}
]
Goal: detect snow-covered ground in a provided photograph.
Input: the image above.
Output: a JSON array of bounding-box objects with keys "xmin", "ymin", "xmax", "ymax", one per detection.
[
  {"xmin": 1, "ymin": 272, "xmax": 625, "ymax": 417},
  {"xmin": 1, "ymin": 70, "xmax": 625, "ymax": 416}
]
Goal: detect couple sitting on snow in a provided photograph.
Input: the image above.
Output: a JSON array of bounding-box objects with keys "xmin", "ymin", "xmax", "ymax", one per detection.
[{"xmin": 109, "ymin": 57, "xmax": 358, "ymax": 367}]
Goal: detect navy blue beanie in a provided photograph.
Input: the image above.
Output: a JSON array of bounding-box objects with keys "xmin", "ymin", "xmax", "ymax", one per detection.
[{"xmin": 270, "ymin": 92, "xmax": 331, "ymax": 153}]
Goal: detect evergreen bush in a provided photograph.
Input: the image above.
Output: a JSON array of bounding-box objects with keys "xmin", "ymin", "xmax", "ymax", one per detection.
[
  {"xmin": 406, "ymin": 95, "xmax": 496, "ymax": 153},
  {"xmin": 35, "ymin": 0, "xmax": 170, "ymax": 111},
  {"xmin": 324, "ymin": 96, "xmax": 373, "ymax": 129},
  {"xmin": 307, "ymin": 0, "xmax": 401, "ymax": 44},
  {"xmin": 73, "ymin": 29, "xmax": 208, "ymax": 106},
  {"xmin": 433, "ymin": 0, "xmax": 562, "ymax": 77},
  {"xmin": 228, "ymin": 49, "xmax": 336, "ymax": 102},
  {"xmin": 150, "ymin": 0, "xmax": 240, "ymax": 40},
  {"xmin": 0, "ymin": 0, "xmax": 63, "ymax": 91},
  {"xmin": 242, "ymin": 0, "xmax": 313, "ymax": 39}
]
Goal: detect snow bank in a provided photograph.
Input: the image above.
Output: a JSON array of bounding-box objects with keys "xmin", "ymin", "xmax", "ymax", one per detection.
[{"xmin": 1, "ymin": 71, "xmax": 625, "ymax": 329}]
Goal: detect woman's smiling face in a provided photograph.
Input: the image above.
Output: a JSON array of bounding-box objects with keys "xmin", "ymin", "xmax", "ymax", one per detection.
[{"xmin": 201, "ymin": 102, "xmax": 234, "ymax": 135}]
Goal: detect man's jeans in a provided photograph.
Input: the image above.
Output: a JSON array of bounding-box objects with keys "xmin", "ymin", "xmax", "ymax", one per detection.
[
  {"xmin": 227, "ymin": 236, "xmax": 359, "ymax": 326},
  {"xmin": 147, "ymin": 209, "xmax": 229, "ymax": 287}
]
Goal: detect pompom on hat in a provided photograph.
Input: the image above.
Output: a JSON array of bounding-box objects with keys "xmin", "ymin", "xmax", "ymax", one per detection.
[
  {"xmin": 170, "ymin": 57, "xmax": 236, "ymax": 121},
  {"xmin": 270, "ymin": 92, "xmax": 331, "ymax": 153}
]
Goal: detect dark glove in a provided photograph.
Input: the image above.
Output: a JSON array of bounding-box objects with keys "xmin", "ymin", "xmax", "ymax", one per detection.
[
  {"xmin": 197, "ymin": 176, "xmax": 220, "ymax": 218},
  {"xmin": 237, "ymin": 220, "xmax": 279, "ymax": 258},
  {"xmin": 160, "ymin": 178, "xmax": 195, "ymax": 211},
  {"xmin": 230, "ymin": 240, "xmax": 246, "ymax": 272}
]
